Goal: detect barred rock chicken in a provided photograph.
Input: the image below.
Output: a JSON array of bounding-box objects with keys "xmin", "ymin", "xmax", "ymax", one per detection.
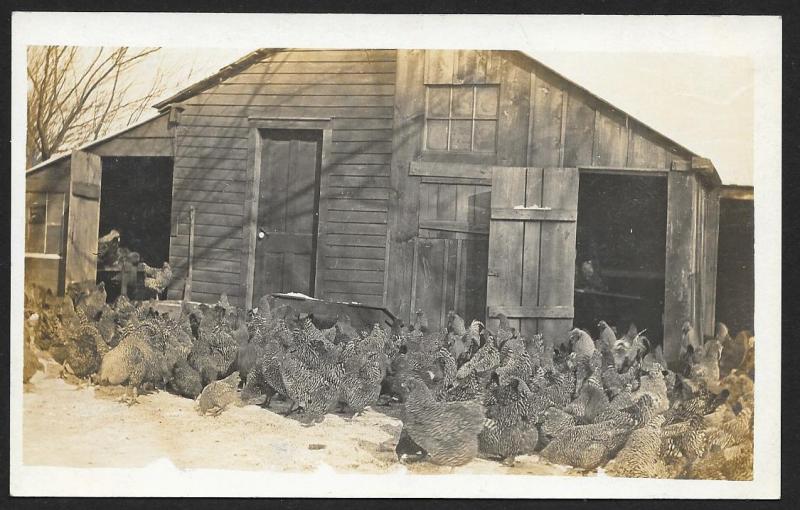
[
  {"xmin": 169, "ymin": 358, "xmax": 203, "ymax": 399},
  {"xmin": 496, "ymin": 333, "xmax": 533, "ymax": 387},
  {"xmin": 189, "ymin": 305, "xmax": 238, "ymax": 385},
  {"xmin": 540, "ymin": 419, "xmax": 629, "ymax": 470},
  {"xmin": 98, "ymin": 323, "xmax": 163, "ymax": 405},
  {"xmin": 400, "ymin": 377, "xmax": 486, "ymax": 466},
  {"xmin": 242, "ymin": 317, "xmax": 293, "ymax": 407},
  {"xmin": 456, "ymin": 329, "xmax": 500, "ymax": 381},
  {"xmin": 63, "ymin": 307, "xmax": 110, "ymax": 378},
  {"xmin": 663, "ymin": 388, "xmax": 730, "ymax": 425},
  {"xmin": 479, "ymin": 377, "xmax": 539, "ymax": 465},
  {"xmin": 566, "ymin": 372, "xmax": 609, "ymax": 424},
  {"xmin": 198, "ymin": 371, "xmax": 241, "ymax": 416},
  {"xmin": 596, "ymin": 320, "xmax": 617, "ymax": 355},
  {"xmin": 605, "ymin": 415, "xmax": 670, "ymax": 478},
  {"xmin": 141, "ymin": 261, "xmax": 172, "ymax": 300}
]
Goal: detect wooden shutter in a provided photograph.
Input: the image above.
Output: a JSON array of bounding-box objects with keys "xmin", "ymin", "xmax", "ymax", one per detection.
[
  {"xmin": 485, "ymin": 166, "xmax": 579, "ymax": 345},
  {"xmin": 65, "ymin": 150, "xmax": 102, "ymax": 286}
]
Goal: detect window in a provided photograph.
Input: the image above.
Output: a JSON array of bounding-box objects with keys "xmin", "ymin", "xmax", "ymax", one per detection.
[
  {"xmin": 26, "ymin": 192, "xmax": 65, "ymax": 256},
  {"xmin": 424, "ymin": 84, "xmax": 499, "ymax": 153}
]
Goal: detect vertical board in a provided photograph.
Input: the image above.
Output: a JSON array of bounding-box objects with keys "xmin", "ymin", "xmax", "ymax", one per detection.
[
  {"xmin": 529, "ymin": 73, "xmax": 564, "ymax": 167},
  {"xmin": 593, "ymin": 109, "xmax": 629, "ymax": 167},
  {"xmin": 496, "ymin": 56, "xmax": 531, "ymax": 167},
  {"xmin": 537, "ymin": 167, "xmax": 580, "ymax": 344},
  {"xmin": 485, "ymin": 167, "xmax": 528, "ymax": 334},
  {"xmin": 486, "ymin": 166, "xmax": 579, "ymax": 348},
  {"xmin": 520, "ymin": 167, "xmax": 544, "ymax": 337},
  {"xmin": 702, "ymin": 186, "xmax": 720, "ymax": 336},
  {"xmin": 65, "ymin": 150, "xmax": 102, "ymax": 286},
  {"xmin": 454, "ymin": 50, "xmax": 484, "ymax": 84},
  {"xmin": 562, "ymin": 91, "xmax": 595, "ymax": 167},
  {"xmin": 424, "ymin": 50, "xmax": 455, "ymax": 84},
  {"xmin": 386, "ymin": 49, "xmax": 426, "ymax": 322},
  {"xmin": 663, "ymin": 170, "xmax": 697, "ymax": 362}
]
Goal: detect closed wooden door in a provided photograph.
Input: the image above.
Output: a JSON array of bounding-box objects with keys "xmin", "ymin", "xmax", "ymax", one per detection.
[
  {"xmin": 65, "ymin": 150, "xmax": 103, "ymax": 287},
  {"xmin": 485, "ymin": 166, "xmax": 579, "ymax": 346},
  {"xmin": 253, "ymin": 129, "xmax": 322, "ymax": 303}
]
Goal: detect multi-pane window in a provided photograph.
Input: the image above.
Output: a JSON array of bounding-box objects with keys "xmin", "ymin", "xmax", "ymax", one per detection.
[
  {"xmin": 26, "ymin": 192, "xmax": 65, "ymax": 256},
  {"xmin": 424, "ymin": 84, "xmax": 499, "ymax": 153}
]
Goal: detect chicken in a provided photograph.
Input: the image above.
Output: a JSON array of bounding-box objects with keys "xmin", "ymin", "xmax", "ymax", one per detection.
[
  {"xmin": 412, "ymin": 309, "xmax": 429, "ymax": 334},
  {"xmin": 663, "ymin": 388, "xmax": 730, "ymax": 425},
  {"xmin": 23, "ymin": 326, "xmax": 43, "ymax": 383},
  {"xmin": 97, "ymin": 229, "xmax": 121, "ymax": 267},
  {"xmin": 566, "ymin": 372, "xmax": 609, "ymax": 424},
  {"xmin": 189, "ymin": 304, "xmax": 238, "ymax": 385},
  {"xmin": 478, "ymin": 377, "xmax": 539, "ymax": 465},
  {"xmin": 97, "ymin": 325, "xmax": 163, "ymax": 405},
  {"xmin": 495, "ymin": 334, "xmax": 533, "ymax": 387},
  {"xmin": 445, "ymin": 311, "xmax": 474, "ymax": 367},
  {"xmin": 72, "ymin": 282, "xmax": 107, "ymax": 322},
  {"xmin": 568, "ymin": 328, "xmax": 596, "ymax": 359},
  {"xmin": 538, "ymin": 406, "xmax": 577, "ymax": 447},
  {"xmin": 168, "ymin": 358, "xmax": 203, "ymax": 399},
  {"xmin": 604, "ymin": 415, "xmax": 670, "ymax": 478},
  {"xmin": 539, "ymin": 420, "xmax": 629, "ymax": 470},
  {"xmin": 400, "ymin": 377, "xmax": 485, "ymax": 466},
  {"xmin": 339, "ymin": 351, "xmax": 385, "ymax": 414},
  {"xmin": 198, "ymin": 371, "xmax": 241, "ymax": 416},
  {"xmin": 689, "ymin": 334, "xmax": 723, "ymax": 389},
  {"xmin": 455, "ymin": 331, "xmax": 500, "ymax": 381},
  {"xmin": 678, "ymin": 321, "xmax": 701, "ymax": 374},
  {"xmin": 593, "ymin": 394, "xmax": 655, "ymax": 430},
  {"xmin": 63, "ymin": 307, "xmax": 109, "ymax": 378},
  {"xmin": 596, "ymin": 320, "xmax": 616, "ymax": 355},
  {"xmin": 631, "ymin": 364, "xmax": 670, "ymax": 414},
  {"xmin": 141, "ymin": 261, "xmax": 172, "ymax": 300}
]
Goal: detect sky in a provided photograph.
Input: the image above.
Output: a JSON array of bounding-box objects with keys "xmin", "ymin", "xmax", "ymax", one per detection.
[{"xmin": 128, "ymin": 47, "xmax": 754, "ymax": 186}]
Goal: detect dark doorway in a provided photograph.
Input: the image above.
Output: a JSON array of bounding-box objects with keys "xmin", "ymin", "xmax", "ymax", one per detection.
[
  {"xmin": 716, "ymin": 197, "xmax": 754, "ymax": 335},
  {"xmin": 252, "ymin": 129, "xmax": 323, "ymax": 305},
  {"xmin": 97, "ymin": 156, "xmax": 174, "ymax": 301},
  {"xmin": 574, "ymin": 172, "xmax": 668, "ymax": 345}
]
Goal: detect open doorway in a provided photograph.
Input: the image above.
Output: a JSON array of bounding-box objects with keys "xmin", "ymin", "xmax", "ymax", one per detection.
[
  {"xmin": 574, "ymin": 172, "xmax": 668, "ymax": 346},
  {"xmin": 96, "ymin": 156, "xmax": 174, "ymax": 301}
]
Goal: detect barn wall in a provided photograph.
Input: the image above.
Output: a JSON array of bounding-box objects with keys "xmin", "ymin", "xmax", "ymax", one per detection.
[
  {"xmin": 386, "ymin": 49, "xmax": 694, "ymax": 329},
  {"xmin": 167, "ymin": 49, "xmax": 396, "ymax": 306},
  {"xmin": 25, "ymin": 159, "xmax": 71, "ymax": 294}
]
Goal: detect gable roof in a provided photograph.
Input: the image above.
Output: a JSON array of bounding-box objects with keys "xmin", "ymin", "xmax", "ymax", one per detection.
[{"xmin": 29, "ymin": 49, "xmax": 719, "ymax": 186}]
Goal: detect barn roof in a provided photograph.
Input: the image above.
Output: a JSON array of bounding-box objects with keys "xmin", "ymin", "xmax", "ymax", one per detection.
[
  {"xmin": 25, "ymin": 111, "xmax": 169, "ymax": 175},
  {"xmin": 28, "ymin": 49, "xmax": 720, "ymax": 186}
]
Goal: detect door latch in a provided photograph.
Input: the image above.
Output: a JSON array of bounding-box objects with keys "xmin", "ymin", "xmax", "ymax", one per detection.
[{"xmin": 257, "ymin": 228, "xmax": 267, "ymax": 240}]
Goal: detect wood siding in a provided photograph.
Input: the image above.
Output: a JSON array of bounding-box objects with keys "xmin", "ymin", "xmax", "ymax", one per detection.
[{"xmin": 168, "ymin": 49, "xmax": 396, "ymax": 306}]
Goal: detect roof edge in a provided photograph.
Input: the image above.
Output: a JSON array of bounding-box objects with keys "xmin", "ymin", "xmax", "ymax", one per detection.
[
  {"xmin": 26, "ymin": 111, "xmax": 169, "ymax": 175},
  {"xmin": 153, "ymin": 48, "xmax": 279, "ymax": 110}
]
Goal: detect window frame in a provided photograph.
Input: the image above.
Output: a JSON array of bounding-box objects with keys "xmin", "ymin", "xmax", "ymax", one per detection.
[
  {"xmin": 423, "ymin": 84, "xmax": 499, "ymax": 155},
  {"xmin": 25, "ymin": 191, "xmax": 66, "ymax": 259}
]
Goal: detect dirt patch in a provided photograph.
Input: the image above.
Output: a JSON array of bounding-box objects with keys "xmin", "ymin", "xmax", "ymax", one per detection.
[{"xmin": 22, "ymin": 372, "xmax": 580, "ymax": 476}]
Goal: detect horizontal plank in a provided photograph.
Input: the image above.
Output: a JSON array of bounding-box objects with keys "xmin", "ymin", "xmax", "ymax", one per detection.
[
  {"xmin": 175, "ymin": 223, "xmax": 243, "ymax": 239},
  {"xmin": 72, "ymin": 182, "xmax": 100, "ymax": 200},
  {"xmin": 264, "ymin": 49, "xmax": 397, "ymax": 62},
  {"xmin": 170, "ymin": 245, "xmax": 241, "ymax": 262},
  {"xmin": 182, "ymin": 104, "xmax": 394, "ymax": 120},
  {"xmin": 172, "ymin": 200, "xmax": 243, "ymax": 216},
  {"xmin": 487, "ymin": 305, "xmax": 575, "ymax": 319},
  {"xmin": 324, "ymin": 233, "xmax": 387, "ymax": 248},
  {"xmin": 184, "ymin": 280, "xmax": 243, "ymax": 297},
  {"xmin": 174, "ymin": 169, "xmax": 247, "ymax": 182},
  {"xmin": 179, "ymin": 212, "xmax": 244, "ymax": 228},
  {"xmin": 191, "ymin": 259, "xmax": 241, "ymax": 274},
  {"xmin": 172, "ymin": 233, "xmax": 243, "ymax": 250},
  {"xmin": 329, "ymin": 153, "xmax": 392, "ymax": 165},
  {"xmin": 179, "ymin": 125, "xmax": 250, "ymax": 138},
  {"xmin": 174, "ymin": 158, "xmax": 247, "ymax": 171},
  {"xmin": 323, "ymin": 268, "xmax": 385, "ymax": 284},
  {"xmin": 323, "ymin": 280, "xmax": 384, "ymax": 295},
  {"xmin": 325, "ymin": 257, "xmax": 385, "ymax": 271},
  {"xmin": 490, "ymin": 207, "xmax": 578, "ymax": 222},
  {"xmin": 326, "ymin": 210, "xmax": 387, "ymax": 224},
  {"xmin": 324, "ymin": 188, "xmax": 391, "ymax": 200},
  {"xmin": 332, "ymin": 129, "xmax": 394, "ymax": 142},
  {"xmin": 188, "ymin": 93, "xmax": 394, "ymax": 108},
  {"xmin": 176, "ymin": 145, "xmax": 248, "ymax": 160},
  {"xmin": 179, "ymin": 135, "xmax": 249, "ymax": 148},
  {"xmin": 172, "ymin": 178, "xmax": 247, "ymax": 193},
  {"xmin": 327, "ymin": 164, "xmax": 390, "ymax": 176},
  {"xmin": 173, "ymin": 189, "xmax": 244, "ymax": 204},
  {"xmin": 89, "ymin": 137, "xmax": 172, "ymax": 157},
  {"xmin": 323, "ymin": 245, "xmax": 385, "ymax": 260},
  {"xmin": 191, "ymin": 268, "xmax": 242, "ymax": 284},
  {"xmin": 326, "ymin": 175, "xmax": 391, "ymax": 187},
  {"xmin": 410, "ymin": 161, "xmax": 498, "ymax": 180},
  {"xmin": 176, "ymin": 115, "xmax": 391, "ymax": 131},
  {"xmin": 211, "ymin": 83, "xmax": 395, "ymax": 96},
  {"xmin": 244, "ymin": 61, "xmax": 396, "ymax": 74},
  {"xmin": 333, "ymin": 118, "xmax": 394, "ymax": 130},
  {"xmin": 418, "ymin": 219, "xmax": 489, "ymax": 234},
  {"xmin": 331, "ymin": 141, "xmax": 393, "ymax": 155},
  {"xmin": 327, "ymin": 200, "xmax": 388, "ymax": 213},
  {"xmin": 420, "ymin": 176, "xmax": 492, "ymax": 186},
  {"xmin": 224, "ymin": 72, "xmax": 397, "ymax": 85},
  {"xmin": 323, "ymin": 222, "xmax": 387, "ymax": 236}
]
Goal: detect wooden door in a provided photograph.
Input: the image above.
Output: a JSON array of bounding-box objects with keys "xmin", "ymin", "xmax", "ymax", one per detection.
[
  {"xmin": 485, "ymin": 166, "xmax": 579, "ymax": 346},
  {"xmin": 65, "ymin": 150, "xmax": 102, "ymax": 287},
  {"xmin": 252, "ymin": 129, "xmax": 322, "ymax": 304}
]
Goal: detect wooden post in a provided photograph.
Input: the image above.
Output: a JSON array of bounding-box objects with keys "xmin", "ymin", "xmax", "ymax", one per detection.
[
  {"xmin": 184, "ymin": 207, "xmax": 195, "ymax": 302},
  {"xmin": 120, "ymin": 259, "xmax": 129, "ymax": 298}
]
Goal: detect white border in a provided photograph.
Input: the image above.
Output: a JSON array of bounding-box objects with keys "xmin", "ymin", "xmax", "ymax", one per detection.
[{"xmin": 10, "ymin": 13, "xmax": 781, "ymax": 499}]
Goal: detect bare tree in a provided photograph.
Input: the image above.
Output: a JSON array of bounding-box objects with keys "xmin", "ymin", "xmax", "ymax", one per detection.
[{"xmin": 26, "ymin": 46, "xmax": 165, "ymax": 167}]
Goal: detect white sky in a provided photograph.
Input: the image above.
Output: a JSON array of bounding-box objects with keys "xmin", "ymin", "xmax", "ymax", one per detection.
[{"xmin": 130, "ymin": 47, "xmax": 755, "ymax": 186}]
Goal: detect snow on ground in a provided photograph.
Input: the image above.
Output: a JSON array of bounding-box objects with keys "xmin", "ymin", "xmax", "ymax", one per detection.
[{"xmin": 22, "ymin": 371, "xmax": 582, "ymax": 476}]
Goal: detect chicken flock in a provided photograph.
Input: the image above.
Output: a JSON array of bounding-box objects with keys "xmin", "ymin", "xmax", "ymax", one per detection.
[{"xmin": 22, "ymin": 282, "xmax": 755, "ymax": 479}]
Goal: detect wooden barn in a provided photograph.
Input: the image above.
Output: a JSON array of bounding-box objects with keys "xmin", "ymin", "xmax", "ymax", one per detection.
[{"xmin": 24, "ymin": 49, "xmax": 725, "ymax": 361}]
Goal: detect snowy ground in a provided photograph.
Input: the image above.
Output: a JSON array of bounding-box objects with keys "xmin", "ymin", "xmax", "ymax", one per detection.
[{"xmin": 22, "ymin": 370, "xmax": 583, "ymax": 476}]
